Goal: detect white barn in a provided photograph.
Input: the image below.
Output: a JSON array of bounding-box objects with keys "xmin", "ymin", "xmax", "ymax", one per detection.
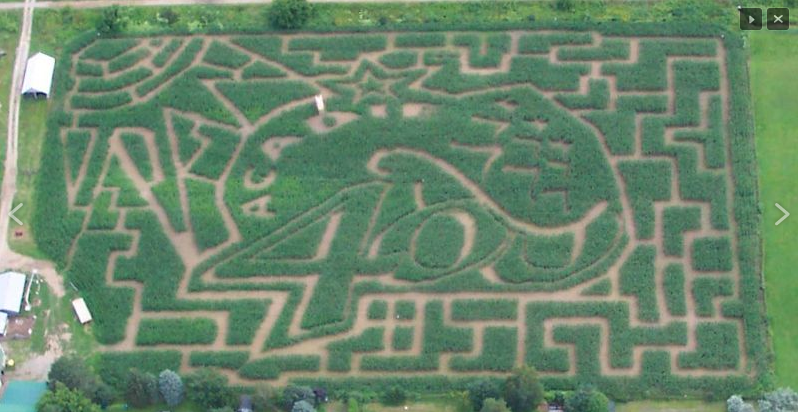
[
  {"xmin": 0, "ymin": 271, "xmax": 26, "ymax": 316},
  {"xmin": 72, "ymin": 298, "xmax": 92, "ymax": 324},
  {"xmin": 21, "ymin": 52, "xmax": 55, "ymax": 98}
]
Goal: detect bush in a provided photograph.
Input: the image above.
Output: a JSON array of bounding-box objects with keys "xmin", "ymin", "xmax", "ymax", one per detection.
[
  {"xmin": 381, "ymin": 387, "xmax": 408, "ymax": 406},
  {"xmin": 283, "ymin": 385, "xmax": 316, "ymax": 409},
  {"xmin": 125, "ymin": 369, "xmax": 159, "ymax": 408},
  {"xmin": 467, "ymin": 379, "xmax": 501, "ymax": 411},
  {"xmin": 564, "ymin": 386, "xmax": 609, "ymax": 412},
  {"xmin": 480, "ymin": 398, "xmax": 511, "ymax": 412},
  {"xmin": 293, "ymin": 400, "xmax": 316, "ymax": 412},
  {"xmin": 503, "ymin": 366, "xmax": 544, "ymax": 412},
  {"xmin": 48, "ymin": 356, "xmax": 99, "ymax": 397},
  {"xmin": 158, "ymin": 370, "xmax": 184, "ymax": 407},
  {"xmin": 727, "ymin": 395, "xmax": 754, "ymax": 412},
  {"xmin": 96, "ymin": 5, "xmax": 127, "ymax": 34},
  {"xmin": 185, "ymin": 369, "xmax": 235, "ymax": 410},
  {"xmin": 268, "ymin": 0, "xmax": 313, "ymax": 29},
  {"xmin": 37, "ymin": 383, "xmax": 101, "ymax": 412},
  {"xmin": 758, "ymin": 388, "xmax": 798, "ymax": 412}
]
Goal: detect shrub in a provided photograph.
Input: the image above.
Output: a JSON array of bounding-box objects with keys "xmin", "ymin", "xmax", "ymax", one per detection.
[
  {"xmin": 125, "ymin": 370, "xmax": 159, "ymax": 408},
  {"xmin": 564, "ymin": 386, "xmax": 609, "ymax": 412},
  {"xmin": 381, "ymin": 386, "xmax": 408, "ymax": 406},
  {"xmin": 503, "ymin": 366, "xmax": 544, "ymax": 412},
  {"xmin": 467, "ymin": 379, "xmax": 501, "ymax": 411},
  {"xmin": 268, "ymin": 0, "xmax": 313, "ymax": 29},
  {"xmin": 727, "ymin": 395, "xmax": 754, "ymax": 412},
  {"xmin": 293, "ymin": 400, "xmax": 316, "ymax": 412},
  {"xmin": 185, "ymin": 369, "xmax": 236, "ymax": 410},
  {"xmin": 283, "ymin": 385, "xmax": 316, "ymax": 409},
  {"xmin": 96, "ymin": 5, "xmax": 127, "ymax": 35},
  {"xmin": 37, "ymin": 383, "xmax": 101, "ymax": 412},
  {"xmin": 158, "ymin": 370, "xmax": 184, "ymax": 407},
  {"xmin": 451, "ymin": 299, "xmax": 517, "ymax": 321},
  {"xmin": 758, "ymin": 388, "xmax": 798, "ymax": 412},
  {"xmin": 48, "ymin": 356, "xmax": 99, "ymax": 397},
  {"xmin": 480, "ymin": 399, "xmax": 511, "ymax": 412}
]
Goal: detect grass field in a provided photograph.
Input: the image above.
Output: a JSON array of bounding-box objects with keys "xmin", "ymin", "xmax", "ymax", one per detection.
[{"xmin": 751, "ymin": 31, "xmax": 798, "ymax": 389}]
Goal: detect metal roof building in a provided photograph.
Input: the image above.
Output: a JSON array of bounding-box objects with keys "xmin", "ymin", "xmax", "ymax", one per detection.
[
  {"xmin": 20, "ymin": 52, "xmax": 55, "ymax": 98},
  {"xmin": 0, "ymin": 272, "xmax": 26, "ymax": 316}
]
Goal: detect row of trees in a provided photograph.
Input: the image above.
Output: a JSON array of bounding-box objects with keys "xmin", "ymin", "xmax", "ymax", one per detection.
[
  {"xmin": 466, "ymin": 366, "xmax": 609, "ymax": 412},
  {"xmin": 97, "ymin": 0, "xmax": 313, "ymax": 34}
]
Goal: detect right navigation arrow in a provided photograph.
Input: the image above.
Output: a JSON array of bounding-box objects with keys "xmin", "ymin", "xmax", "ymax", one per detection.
[{"xmin": 775, "ymin": 203, "xmax": 790, "ymax": 226}]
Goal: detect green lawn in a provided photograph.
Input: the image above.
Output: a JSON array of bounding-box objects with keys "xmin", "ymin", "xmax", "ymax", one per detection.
[{"xmin": 751, "ymin": 31, "xmax": 798, "ymax": 389}]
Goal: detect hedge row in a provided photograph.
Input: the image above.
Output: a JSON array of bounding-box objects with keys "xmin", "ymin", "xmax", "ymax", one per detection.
[
  {"xmin": 557, "ymin": 38, "xmax": 630, "ymax": 61},
  {"xmin": 288, "ymin": 35, "xmax": 387, "ymax": 61},
  {"xmin": 663, "ymin": 264, "xmax": 687, "ymax": 317},
  {"xmin": 392, "ymin": 326, "xmax": 414, "ymax": 351},
  {"xmin": 677, "ymin": 322, "xmax": 739, "ymax": 370},
  {"xmin": 137, "ymin": 37, "xmax": 203, "ymax": 96},
  {"xmin": 87, "ymin": 191, "xmax": 119, "ymax": 230},
  {"xmin": 187, "ymin": 125, "xmax": 240, "ymax": 180},
  {"xmin": 691, "ymin": 237, "xmax": 733, "ymax": 272},
  {"xmin": 108, "ymin": 47, "xmax": 151, "ymax": 73},
  {"xmin": 151, "ymin": 177, "xmax": 187, "ymax": 232},
  {"xmin": 103, "ymin": 156, "xmax": 147, "ymax": 207},
  {"xmin": 76, "ymin": 61, "xmax": 103, "ymax": 77},
  {"xmin": 239, "ymin": 356, "xmax": 321, "ymax": 379},
  {"xmin": 517, "ymin": 32, "xmax": 593, "ymax": 53},
  {"xmin": 394, "ymin": 301, "xmax": 416, "ymax": 320},
  {"xmin": 120, "ymin": 132, "xmax": 153, "ymax": 181},
  {"xmin": 189, "ymin": 351, "xmax": 250, "ymax": 369},
  {"xmin": 692, "ymin": 277, "xmax": 733, "ymax": 317},
  {"xmin": 662, "ymin": 206, "xmax": 701, "ymax": 257},
  {"xmin": 450, "ymin": 299, "xmax": 517, "ymax": 321},
  {"xmin": 232, "ymin": 36, "xmax": 349, "ymax": 76},
  {"xmin": 453, "ymin": 33, "xmax": 509, "ymax": 68},
  {"xmin": 71, "ymin": 91, "xmax": 132, "ymax": 109},
  {"xmin": 78, "ymin": 67, "xmax": 152, "ymax": 93},
  {"xmin": 186, "ymin": 178, "xmax": 229, "ymax": 251},
  {"xmin": 135, "ymin": 317, "xmax": 218, "ymax": 345},
  {"xmin": 378, "ymin": 51, "xmax": 418, "ymax": 69},
  {"xmin": 152, "ymin": 38, "xmax": 183, "ymax": 67},
  {"xmin": 619, "ymin": 246, "xmax": 659, "ymax": 322},
  {"xmin": 65, "ymin": 130, "xmax": 91, "ymax": 182},
  {"xmin": 241, "ymin": 60, "xmax": 286, "ymax": 79},
  {"xmin": 216, "ymin": 80, "xmax": 317, "ymax": 123},
  {"xmin": 82, "ymin": 38, "xmax": 139, "ymax": 61},
  {"xmin": 449, "ymin": 326, "xmax": 516, "ymax": 371},
  {"xmin": 618, "ymin": 160, "xmax": 672, "ymax": 240},
  {"xmin": 327, "ymin": 327, "xmax": 384, "ymax": 372},
  {"xmin": 203, "ymin": 40, "xmax": 252, "ymax": 68},
  {"xmin": 394, "ymin": 33, "xmax": 446, "ymax": 48},
  {"xmin": 367, "ymin": 301, "xmax": 388, "ymax": 320}
]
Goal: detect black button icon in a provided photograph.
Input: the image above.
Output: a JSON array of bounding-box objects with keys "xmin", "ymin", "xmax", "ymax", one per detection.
[
  {"xmin": 767, "ymin": 8, "xmax": 789, "ymax": 30},
  {"xmin": 739, "ymin": 7, "xmax": 763, "ymax": 30}
]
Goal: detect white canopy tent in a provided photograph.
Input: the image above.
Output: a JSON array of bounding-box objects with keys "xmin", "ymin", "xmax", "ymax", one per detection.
[
  {"xmin": 0, "ymin": 312, "xmax": 8, "ymax": 336},
  {"xmin": 21, "ymin": 52, "xmax": 55, "ymax": 98},
  {"xmin": 72, "ymin": 298, "xmax": 93, "ymax": 324}
]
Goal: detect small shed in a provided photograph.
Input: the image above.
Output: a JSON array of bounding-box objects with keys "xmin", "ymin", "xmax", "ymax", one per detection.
[
  {"xmin": 21, "ymin": 52, "xmax": 55, "ymax": 98},
  {"xmin": 0, "ymin": 313, "xmax": 7, "ymax": 336},
  {"xmin": 71, "ymin": 298, "xmax": 92, "ymax": 324},
  {"xmin": 0, "ymin": 272, "xmax": 26, "ymax": 316}
]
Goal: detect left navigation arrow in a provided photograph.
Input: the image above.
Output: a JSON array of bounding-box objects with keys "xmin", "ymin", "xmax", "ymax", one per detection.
[{"xmin": 9, "ymin": 203, "xmax": 22, "ymax": 225}]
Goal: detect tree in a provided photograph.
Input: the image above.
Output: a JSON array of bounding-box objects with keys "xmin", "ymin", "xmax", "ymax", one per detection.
[
  {"xmin": 467, "ymin": 379, "xmax": 501, "ymax": 411},
  {"xmin": 47, "ymin": 356, "xmax": 98, "ymax": 397},
  {"xmin": 502, "ymin": 366, "xmax": 544, "ymax": 412},
  {"xmin": 292, "ymin": 400, "xmax": 316, "ymax": 412},
  {"xmin": 159, "ymin": 370, "xmax": 184, "ymax": 407},
  {"xmin": 268, "ymin": 0, "xmax": 313, "ymax": 29},
  {"xmin": 727, "ymin": 395, "xmax": 755, "ymax": 412},
  {"xmin": 282, "ymin": 385, "xmax": 315, "ymax": 410},
  {"xmin": 92, "ymin": 383, "xmax": 115, "ymax": 409},
  {"xmin": 37, "ymin": 383, "xmax": 101, "ymax": 412},
  {"xmin": 553, "ymin": 0, "xmax": 575, "ymax": 12},
  {"xmin": 158, "ymin": 7, "xmax": 180, "ymax": 25},
  {"xmin": 381, "ymin": 386, "xmax": 407, "ymax": 406},
  {"xmin": 564, "ymin": 386, "xmax": 609, "ymax": 412},
  {"xmin": 96, "ymin": 5, "xmax": 127, "ymax": 34},
  {"xmin": 185, "ymin": 368, "xmax": 235, "ymax": 410},
  {"xmin": 125, "ymin": 369, "xmax": 159, "ymax": 408},
  {"xmin": 758, "ymin": 388, "xmax": 798, "ymax": 412},
  {"xmin": 252, "ymin": 384, "xmax": 280, "ymax": 412},
  {"xmin": 480, "ymin": 398, "xmax": 511, "ymax": 412}
]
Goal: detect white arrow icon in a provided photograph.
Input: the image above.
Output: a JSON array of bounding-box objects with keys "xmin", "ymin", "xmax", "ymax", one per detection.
[
  {"xmin": 775, "ymin": 203, "xmax": 790, "ymax": 226},
  {"xmin": 9, "ymin": 203, "xmax": 23, "ymax": 225},
  {"xmin": 749, "ymin": 15, "xmax": 756, "ymax": 24}
]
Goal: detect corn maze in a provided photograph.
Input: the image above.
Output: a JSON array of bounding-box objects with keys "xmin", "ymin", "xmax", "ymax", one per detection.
[{"xmin": 35, "ymin": 26, "xmax": 766, "ymax": 397}]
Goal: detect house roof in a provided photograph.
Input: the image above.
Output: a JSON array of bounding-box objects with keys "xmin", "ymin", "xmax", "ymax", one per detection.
[
  {"xmin": 20, "ymin": 52, "xmax": 55, "ymax": 96},
  {"xmin": 0, "ymin": 272, "xmax": 26, "ymax": 314},
  {"xmin": 71, "ymin": 298, "xmax": 92, "ymax": 324}
]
